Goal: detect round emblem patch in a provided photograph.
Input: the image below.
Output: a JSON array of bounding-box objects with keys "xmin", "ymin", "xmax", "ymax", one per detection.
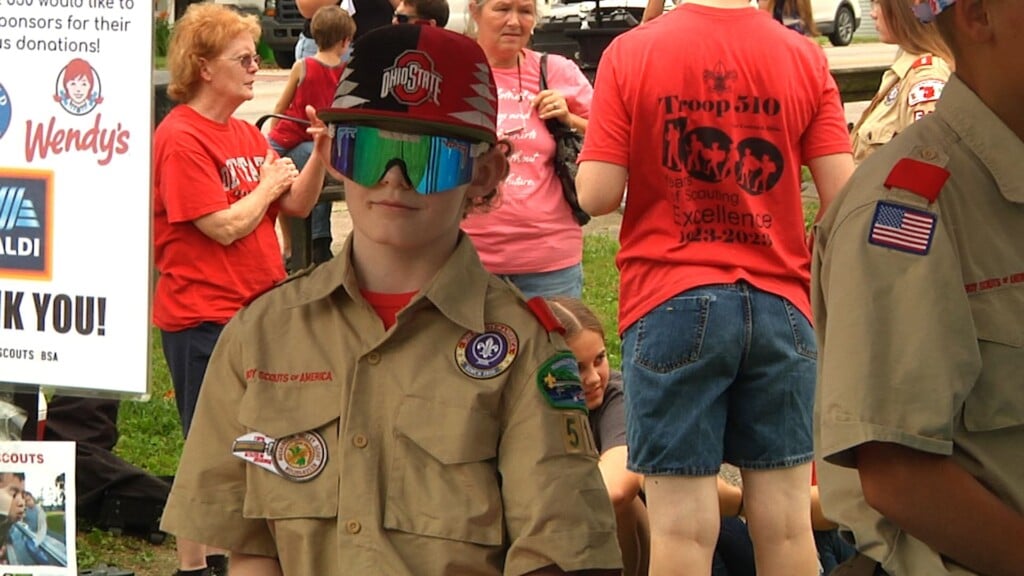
[
  {"xmin": 273, "ymin": 431, "xmax": 327, "ymax": 482},
  {"xmin": 884, "ymin": 85, "xmax": 899, "ymax": 106},
  {"xmin": 455, "ymin": 323, "xmax": 519, "ymax": 379}
]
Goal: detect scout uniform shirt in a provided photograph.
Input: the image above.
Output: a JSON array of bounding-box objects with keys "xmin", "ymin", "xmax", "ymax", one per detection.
[
  {"xmin": 813, "ymin": 75, "xmax": 1024, "ymax": 575},
  {"xmin": 850, "ymin": 51, "xmax": 951, "ymax": 163},
  {"xmin": 161, "ymin": 234, "xmax": 622, "ymax": 576}
]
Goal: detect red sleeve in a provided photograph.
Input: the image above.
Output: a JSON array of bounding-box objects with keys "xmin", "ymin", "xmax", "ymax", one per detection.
[
  {"xmin": 577, "ymin": 42, "xmax": 631, "ymax": 168},
  {"xmin": 800, "ymin": 55, "xmax": 852, "ymax": 162},
  {"xmin": 160, "ymin": 147, "xmax": 232, "ymax": 224}
]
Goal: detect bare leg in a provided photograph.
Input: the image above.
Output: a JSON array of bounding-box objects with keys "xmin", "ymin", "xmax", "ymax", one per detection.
[
  {"xmin": 742, "ymin": 463, "xmax": 818, "ymax": 576},
  {"xmin": 646, "ymin": 475, "xmax": 719, "ymax": 576}
]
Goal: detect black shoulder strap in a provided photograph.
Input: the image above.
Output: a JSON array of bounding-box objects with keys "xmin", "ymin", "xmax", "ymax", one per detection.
[{"xmin": 539, "ymin": 52, "xmax": 549, "ymax": 91}]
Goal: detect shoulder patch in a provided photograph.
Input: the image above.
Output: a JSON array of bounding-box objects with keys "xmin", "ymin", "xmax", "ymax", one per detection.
[
  {"xmin": 455, "ymin": 323, "xmax": 519, "ymax": 379},
  {"xmin": 536, "ymin": 351, "xmax": 586, "ymax": 411},
  {"xmin": 526, "ymin": 297, "xmax": 566, "ymax": 334},
  {"xmin": 907, "ymin": 79, "xmax": 945, "ymax": 107},
  {"xmin": 884, "ymin": 157, "xmax": 949, "ymax": 202},
  {"xmin": 868, "ymin": 201, "xmax": 937, "ymax": 256},
  {"xmin": 910, "ymin": 55, "xmax": 933, "ymax": 69}
]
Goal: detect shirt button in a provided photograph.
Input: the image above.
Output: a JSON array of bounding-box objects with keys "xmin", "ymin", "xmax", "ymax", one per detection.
[
  {"xmin": 346, "ymin": 520, "xmax": 362, "ymax": 534},
  {"xmin": 366, "ymin": 352, "xmax": 381, "ymax": 365},
  {"xmin": 921, "ymin": 147, "xmax": 938, "ymax": 160},
  {"xmin": 352, "ymin": 434, "xmax": 368, "ymax": 448}
]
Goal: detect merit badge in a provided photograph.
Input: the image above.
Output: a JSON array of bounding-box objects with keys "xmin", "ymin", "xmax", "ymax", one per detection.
[
  {"xmin": 536, "ymin": 351, "xmax": 586, "ymax": 411},
  {"xmin": 273, "ymin": 431, "xmax": 328, "ymax": 482},
  {"xmin": 455, "ymin": 323, "xmax": 519, "ymax": 379},
  {"xmin": 868, "ymin": 201, "xmax": 936, "ymax": 256}
]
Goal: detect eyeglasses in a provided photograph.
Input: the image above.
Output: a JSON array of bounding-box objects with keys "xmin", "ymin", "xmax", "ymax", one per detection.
[
  {"xmin": 221, "ymin": 53, "xmax": 261, "ymax": 69},
  {"xmin": 392, "ymin": 12, "xmax": 420, "ymax": 23},
  {"xmin": 330, "ymin": 124, "xmax": 488, "ymax": 195}
]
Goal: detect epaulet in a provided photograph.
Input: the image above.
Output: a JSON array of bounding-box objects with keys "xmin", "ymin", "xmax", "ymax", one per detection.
[
  {"xmin": 526, "ymin": 297, "xmax": 566, "ymax": 335},
  {"xmin": 910, "ymin": 55, "xmax": 934, "ymax": 69},
  {"xmin": 884, "ymin": 157, "xmax": 949, "ymax": 203},
  {"xmin": 242, "ymin": 264, "xmax": 316, "ymax": 307}
]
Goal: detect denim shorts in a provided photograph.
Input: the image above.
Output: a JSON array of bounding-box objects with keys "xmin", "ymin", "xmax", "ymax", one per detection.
[
  {"xmin": 161, "ymin": 322, "xmax": 224, "ymax": 437},
  {"xmin": 622, "ymin": 282, "xmax": 815, "ymax": 475},
  {"xmin": 500, "ymin": 262, "xmax": 583, "ymax": 299}
]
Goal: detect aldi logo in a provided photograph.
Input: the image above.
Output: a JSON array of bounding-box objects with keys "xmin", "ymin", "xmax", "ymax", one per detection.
[{"xmin": 0, "ymin": 169, "xmax": 53, "ymax": 280}]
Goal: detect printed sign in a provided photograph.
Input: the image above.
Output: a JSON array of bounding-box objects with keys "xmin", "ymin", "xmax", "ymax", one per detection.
[
  {"xmin": 0, "ymin": 441, "xmax": 77, "ymax": 574},
  {"xmin": 0, "ymin": 0, "xmax": 151, "ymax": 394}
]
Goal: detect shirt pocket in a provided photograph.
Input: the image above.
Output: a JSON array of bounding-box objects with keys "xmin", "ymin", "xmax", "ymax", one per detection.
[
  {"xmin": 237, "ymin": 380, "xmax": 340, "ymax": 520},
  {"xmin": 966, "ymin": 292, "xmax": 1024, "ymax": 432},
  {"xmin": 384, "ymin": 396, "xmax": 503, "ymax": 546}
]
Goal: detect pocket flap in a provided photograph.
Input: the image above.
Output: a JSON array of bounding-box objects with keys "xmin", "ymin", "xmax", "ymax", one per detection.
[
  {"xmin": 965, "ymin": 292, "xmax": 1024, "ymax": 431},
  {"xmin": 394, "ymin": 397, "xmax": 499, "ymax": 464},
  {"xmin": 238, "ymin": 379, "xmax": 340, "ymax": 438}
]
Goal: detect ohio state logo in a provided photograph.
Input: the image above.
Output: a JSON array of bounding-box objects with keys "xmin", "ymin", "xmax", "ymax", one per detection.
[{"xmin": 381, "ymin": 50, "xmax": 442, "ymax": 106}]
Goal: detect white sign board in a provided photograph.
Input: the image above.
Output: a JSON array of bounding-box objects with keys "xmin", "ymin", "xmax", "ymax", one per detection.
[
  {"xmin": 0, "ymin": 0, "xmax": 152, "ymax": 395},
  {"xmin": 0, "ymin": 441, "xmax": 76, "ymax": 574}
]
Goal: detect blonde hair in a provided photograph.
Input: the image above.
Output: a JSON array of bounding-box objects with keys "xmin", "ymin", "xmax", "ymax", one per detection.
[
  {"xmin": 167, "ymin": 3, "xmax": 261, "ymax": 103},
  {"xmin": 545, "ymin": 297, "xmax": 606, "ymax": 343},
  {"xmin": 878, "ymin": 0, "xmax": 953, "ymax": 63}
]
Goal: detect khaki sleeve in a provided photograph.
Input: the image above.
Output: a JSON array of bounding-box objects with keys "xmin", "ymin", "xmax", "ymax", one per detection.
[
  {"xmin": 161, "ymin": 318, "xmax": 278, "ymax": 557},
  {"xmin": 816, "ymin": 195, "xmax": 982, "ymax": 468},
  {"xmin": 498, "ymin": 344, "xmax": 622, "ymax": 576}
]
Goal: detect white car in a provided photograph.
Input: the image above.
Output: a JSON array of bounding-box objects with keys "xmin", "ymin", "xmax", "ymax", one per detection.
[{"xmin": 812, "ymin": 0, "xmax": 862, "ymax": 46}]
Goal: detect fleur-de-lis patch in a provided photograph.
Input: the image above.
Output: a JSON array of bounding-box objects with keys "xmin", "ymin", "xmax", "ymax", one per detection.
[{"xmin": 455, "ymin": 323, "xmax": 519, "ymax": 379}]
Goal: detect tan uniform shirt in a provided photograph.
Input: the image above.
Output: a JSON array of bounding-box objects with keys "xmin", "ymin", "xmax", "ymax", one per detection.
[
  {"xmin": 851, "ymin": 51, "xmax": 952, "ymax": 163},
  {"xmin": 162, "ymin": 235, "xmax": 621, "ymax": 575},
  {"xmin": 813, "ymin": 75, "xmax": 1024, "ymax": 575}
]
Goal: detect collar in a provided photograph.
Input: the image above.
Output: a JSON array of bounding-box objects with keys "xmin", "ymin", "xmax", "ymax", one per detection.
[
  {"xmin": 937, "ymin": 74, "xmax": 1024, "ymax": 204},
  {"xmin": 889, "ymin": 51, "xmax": 922, "ymax": 78},
  {"xmin": 292, "ymin": 233, "xmax": 490, "ymax": 333}
]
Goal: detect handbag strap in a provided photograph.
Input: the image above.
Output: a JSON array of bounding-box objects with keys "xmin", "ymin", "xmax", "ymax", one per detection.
[{"xmin": 539, "ymin": 52, "xmax": 549, "ymax": 91}]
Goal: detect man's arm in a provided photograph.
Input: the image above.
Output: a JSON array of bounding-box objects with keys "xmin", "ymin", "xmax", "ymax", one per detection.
[
  {"xmin": 577, "ymin": 161, "xmax": 627, "ymax": 217},
  {"xmin": 856, "ymin": 441, "xmax": 1024, "ymax": 576},
  {"xmin": 806, "ymin": 152, "xmax": 853, "ymax": 221}
]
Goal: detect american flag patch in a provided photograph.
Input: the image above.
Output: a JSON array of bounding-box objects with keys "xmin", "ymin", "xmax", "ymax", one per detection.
[{"xmin": 868, "ymin": 201, "xmax": 936, "ymax": 255}]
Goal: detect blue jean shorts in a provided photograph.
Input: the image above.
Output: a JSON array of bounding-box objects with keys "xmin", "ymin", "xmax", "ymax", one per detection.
[
  {"xmin": 500, "ymin": 262, "xmax": 583, "ymax": 299},
  {"xmin": 622, "ymin": 282, "xmax": 815, "ymax": 475}
]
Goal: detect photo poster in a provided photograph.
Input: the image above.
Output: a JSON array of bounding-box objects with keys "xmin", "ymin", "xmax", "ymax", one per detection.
[
  {"xmin": 0, "ymin": 0, "xmax": 153, "ymax": 395},
  {"xmin": 0, "ymin": 441, "xmax": 77, "ymax": 575}
]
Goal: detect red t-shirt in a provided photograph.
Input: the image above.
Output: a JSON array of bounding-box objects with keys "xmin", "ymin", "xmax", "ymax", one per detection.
[
  {"xmin": 361, "ymin": 289, "xmax": 417, "ymax": 330},
  {"xmin": 580, "ymin": 4, "xmax": 851, "ymax": 333},
  {"xmin": 268, "ymin": 57, "xmax": 345, "ymax": 151},
  {"xmin": 152, "ymin": 105, "xmax": 286, "ymax": 331}
]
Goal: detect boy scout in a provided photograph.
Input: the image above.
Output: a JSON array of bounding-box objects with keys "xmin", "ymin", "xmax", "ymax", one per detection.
[
  {"xmin": 161, "ymin": 24, "xmax": 621, "ymax": 576},
  {"xmin": 813, "ymin": 1, "xmax": 1024, "ymax": 575}
]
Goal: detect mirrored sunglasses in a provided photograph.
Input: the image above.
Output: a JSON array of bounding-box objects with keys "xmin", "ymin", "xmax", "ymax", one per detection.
[{"xmin": 330, "ymin": 124, "xmax": 487, "ymax": 195}]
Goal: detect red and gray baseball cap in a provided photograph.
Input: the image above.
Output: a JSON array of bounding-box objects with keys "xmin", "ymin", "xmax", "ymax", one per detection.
[
  {"xmin": 913, "ymin": 0, "xmax": 955, "ymax": 22},
  {"xmin": 318, "ymin": 24, "xmax": 498, "ymax": 145}
]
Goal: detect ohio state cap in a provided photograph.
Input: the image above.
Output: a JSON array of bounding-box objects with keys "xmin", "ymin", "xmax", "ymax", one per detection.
[
  {"xmin": 318, "ymin": 24, "xmax": 498, "ymax": 144},
  {"xmin": 913, "ymin": 0, "xmax": 955, "ymax": 22}
]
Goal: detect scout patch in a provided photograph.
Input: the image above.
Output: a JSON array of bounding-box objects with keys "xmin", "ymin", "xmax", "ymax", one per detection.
[
  {"xmin": 536, "ymin": 352, "xmax": 586, "ymax": 411},
  {"xmin": 884, "ymin": 157, "xmax": 949, "ymax": 202},
  {"xmin": 562, "ymin": 412, "xmax": 597, "ymax": 454},
  {"xmin": 232, "ymin": 430, "xmax": 328, "ymax": 482},
  {"xmin": 883, "ymin": 84, "xmax": 899, "ymax": 106},
  {"xmin": 455, "ymin": 323, "xmax": 519, "ymax": 379},
  {"xmin": 868, "ymin": 201, "xmax": 936, "ymax": 255},
  {"xmin": 907, "ymin": 79, "xmax": 944, "ymax": 107}
]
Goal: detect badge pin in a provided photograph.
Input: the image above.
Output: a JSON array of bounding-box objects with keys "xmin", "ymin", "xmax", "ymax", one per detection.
[
  {"xmin": 232, "ymin": 431, "xmax": 279, "ymax": 475},
  {"xmin": 455, "ymin": 323, "xmax": 519, "ymax": 379},
  {"xmin": 232, "ymin": 430, "xmax": 329, "ymax": 481}
]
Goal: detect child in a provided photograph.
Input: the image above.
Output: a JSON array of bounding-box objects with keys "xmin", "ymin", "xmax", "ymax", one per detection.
[
  {"xmin": 162, "ymin": 24, "xmax": 622, "ymax": 575},
  {"xmin": 268, "ymin": 4, "xmax": 355, "ymax": 267}
]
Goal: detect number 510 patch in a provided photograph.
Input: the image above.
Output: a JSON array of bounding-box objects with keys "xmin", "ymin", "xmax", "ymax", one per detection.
[{"xmin": 562, "ymin": 412, "xmax": 597, "ymax": 455}]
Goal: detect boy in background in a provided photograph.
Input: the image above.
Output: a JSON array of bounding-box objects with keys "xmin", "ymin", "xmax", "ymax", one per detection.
[{"xmin": 269, "ymin": 5, "xmax": 355, "ymax": 267}]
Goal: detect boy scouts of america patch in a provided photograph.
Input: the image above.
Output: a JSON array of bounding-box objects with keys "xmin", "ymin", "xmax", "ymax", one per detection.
[
  {"xmin": 232, "ymin": 430, "xmax": 328, "ymax": 482},
  {"xmin": 868, "ymin": 201, "xmax": 936, "ymax": 255},
  {"xmin": 456, "ymin": 323, "xmax": 519, "ymax": 379},
  {"xmin": 536, "ymin": 352, "xmax": 586, "ymax": 411}
]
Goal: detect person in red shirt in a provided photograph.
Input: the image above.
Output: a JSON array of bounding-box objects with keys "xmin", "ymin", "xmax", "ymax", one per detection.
[
  {"xmin": 577, "ymin": 1, "xmax": 854, "ymax": 574},
  {"xmin": 152, "ymin": 5, "xmax": 328, "ymax": 574}
]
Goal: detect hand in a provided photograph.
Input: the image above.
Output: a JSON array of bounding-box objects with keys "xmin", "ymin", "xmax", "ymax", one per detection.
[
  {"xmin": 533, "ymin": 89, "xmax": 571, "ymax": 125},
  {"xmin": 305, "ymin": 104, "xmax": 330, "ymax": 163},
  {"xmin": 259, "ymin": 150, "xmax": 299, "ymax": 198}
]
